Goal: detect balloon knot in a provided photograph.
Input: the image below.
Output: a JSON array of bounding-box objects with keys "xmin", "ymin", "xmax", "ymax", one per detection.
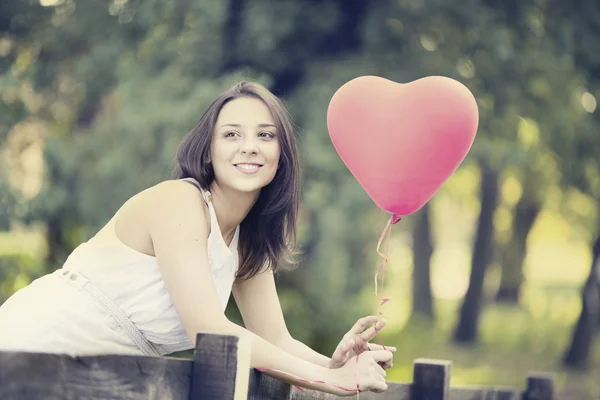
[{"xmin": 391, "ymin": 214, "xmax": 402, "ymax": 224}]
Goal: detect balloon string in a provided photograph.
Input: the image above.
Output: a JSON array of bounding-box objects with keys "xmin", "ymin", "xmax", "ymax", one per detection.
[
  {"xmin": 257, "ymin": 214, "xmax": 400, "ymax": 398},
  {"xmin": 373, "ymin": 214, "xmax": 399, "ymax": 349}
]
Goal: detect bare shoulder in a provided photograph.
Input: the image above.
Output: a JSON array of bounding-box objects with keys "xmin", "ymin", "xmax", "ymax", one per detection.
[
  {"xmin": 143, "ymin": 179, "xmax": 210, "ymax": 231},
  {"xmin": 143, "ymin": 179, "xmax": 213, "ymax": 262},
  {"xmin": 106, "ymin": 180, "xmax": 210, "ymax": 257},
  {"xmin": 145, "ymin": 179, "xmax": 206, "ymax": 207}
]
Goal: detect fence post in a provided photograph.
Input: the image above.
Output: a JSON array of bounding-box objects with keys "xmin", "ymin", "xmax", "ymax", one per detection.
[
  {"xmin": 190, "ymin": 333, "xmax": 251, "ymax": 400},
  {"xmin": 524, "ymin": 373, "xmax": 555, "ymax": 400},
  {"xmin": 411, "ymin": 359, "xmax": 452, "ymax": 400}
]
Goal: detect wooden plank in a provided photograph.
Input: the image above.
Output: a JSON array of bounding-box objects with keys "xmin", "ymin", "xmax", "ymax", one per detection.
[
  {"xmin": 290, "ymin": 386, "xmax": 336, "ymax": 400},
  {"xmin": 450, "ymin": 387, "xmax": 521, "ymax": 400},
  {"xmin": 0, "ymin": 351, "xmax": 192, "ymax": 400},
  {"xmin": 524, "ymin": 374, "xmax": 555, "ymax": 400},
  {"xmin": 244, "ymin": 368, "xmax": 412, "ymax": 400},
  {"xmin": 411, "ymin": 359, "xmax": 452, "ymax": 400},
  {"xmin": 248, "ymin": 368, "xmax": 292, "ymax": 399},
  {"xmin": 0, "ymin": 349, "xmax": 557, "ymax": 400},
  {"xmin": 190, "ymin": 332, "xmax": 251, "ymax": 400},
  {"xmin": 289, "ymin": 380, "xmax": 412, "ymax": 399},
  {"xmin": 355, "ymin": 382, "xmax": 412, "ymax": 400}
]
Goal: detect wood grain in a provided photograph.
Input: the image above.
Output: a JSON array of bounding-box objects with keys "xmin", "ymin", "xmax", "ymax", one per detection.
[{"xmin": 0, "ymin": 351, "xmax": 192, "ymax": 400}]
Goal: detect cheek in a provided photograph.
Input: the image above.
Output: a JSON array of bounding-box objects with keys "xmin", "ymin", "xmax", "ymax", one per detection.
[
  {"xmin": 270, "ymin": 144, "xmax": 281, "ymax": 166},
  {"xmin": 209, "ymin": 142, "xmax": 217, "ymax": 163},
  {"xmin": 274, "ymin": 150, "xmax": 281, "ymax": 166},
  {"xmin": 211, "ymin": 142, "xmax": 232, "ymax": 163}
]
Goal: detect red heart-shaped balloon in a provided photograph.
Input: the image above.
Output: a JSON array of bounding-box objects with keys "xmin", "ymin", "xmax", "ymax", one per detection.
[{"xmin": 327, "ymin": 75, "xmax": 479, "ymax": 216}]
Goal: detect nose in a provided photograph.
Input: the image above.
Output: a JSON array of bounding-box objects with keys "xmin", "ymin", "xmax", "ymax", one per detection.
[{"xmin": 240, "ymin": 135, "xmax": 259, "ymax": 155}]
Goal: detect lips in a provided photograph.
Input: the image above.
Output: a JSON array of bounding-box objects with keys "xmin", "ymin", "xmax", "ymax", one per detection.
[
  {"xmin": 234, "ymin": 163, "xmax": 263, "ymax": 168},
  {"xmin": 234, "ymin": 163, "xmax": 263, "ymax": 174}
]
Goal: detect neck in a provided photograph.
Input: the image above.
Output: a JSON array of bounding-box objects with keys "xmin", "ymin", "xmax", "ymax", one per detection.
[{"xmin": 208, "ymin": 182, "xmax": 260, "ymax": 241}]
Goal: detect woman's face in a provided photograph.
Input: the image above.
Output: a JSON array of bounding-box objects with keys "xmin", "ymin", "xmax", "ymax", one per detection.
[{"xmin": 210, "ymin": 97, "xmax": 281, "ymax": 195}]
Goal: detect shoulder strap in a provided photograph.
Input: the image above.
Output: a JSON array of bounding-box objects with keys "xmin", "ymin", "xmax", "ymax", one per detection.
[{"xmin": 180, "ymin": 178, "xmax": 219, "ymax": 234}]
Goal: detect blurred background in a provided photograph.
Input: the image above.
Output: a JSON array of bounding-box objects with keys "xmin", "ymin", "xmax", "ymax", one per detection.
[{"xmin": 1, "ymin": 0, "xmax": 599, "ymax": 398}]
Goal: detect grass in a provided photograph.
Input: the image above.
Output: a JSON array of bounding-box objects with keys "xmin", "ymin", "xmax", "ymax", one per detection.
[{"xmin": 381, "ymin": 296, "xmax": 600, "ymax": 399}]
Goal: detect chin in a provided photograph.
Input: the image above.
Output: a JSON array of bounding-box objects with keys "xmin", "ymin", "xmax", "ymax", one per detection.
[
  {"xmin": 223, "ymin": 178, "xmax": 273, "ymax": 195},
  {"xmin": 214, "ymin": 169, "xmax": 276, "ymax": 195}
]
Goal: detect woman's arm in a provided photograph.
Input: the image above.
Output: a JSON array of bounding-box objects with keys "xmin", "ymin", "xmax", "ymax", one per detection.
[
  {"xmin": 232, "ymin": 267, "xmax": 397, "ymax": 371},
  {"xmin": 232, "ymin": 269, "xmax": 332, "ymax": 368},
  {"xmin": 195, "ymin": 318, "xmax": 335, "ymax": 391},
  {"xmin": 273, "ymin": 336, "xmax": 331, "ymax": 368},
  {"xmin": 145, "ymin": 181, "xmax": 381, "ymax": 395}
]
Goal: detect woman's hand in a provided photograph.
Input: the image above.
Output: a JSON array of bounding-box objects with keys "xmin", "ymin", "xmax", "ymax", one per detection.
[
  {"xmin": 329, "ymin": 316, "xmax": 397, "ymax": 370},
  {"xmin": 327, "ymin": 350, "xmax": 393, "ymax": 397}
]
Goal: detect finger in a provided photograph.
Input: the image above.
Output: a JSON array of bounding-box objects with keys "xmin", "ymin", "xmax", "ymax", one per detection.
[
  {"xmin": 371, "ymin": 368, "xmax": 386, "ymax": 383},
  {"xmin": 367, "ymin": 343, "xmax": 397, "ymax": 353},
  {"xmin": 366, "ymin": 380, "xmax": 388, "ymax": 393},
  {"xmin": 349, "ymin": 316, "xmax": 380, "ymax": 335},
  {"xmin": 342, "ymin": 338, "xmax": 356, "ymax": 355},
  {"xmin": 335, "ymin": 338, "xmax": 352, "ymax": 351},
  {"xmin": 376, "ymin": 360, "xmax": 393, "ymax": 369},
  {"xmin": 359, "ymin": 319, "xmax": 387, "ymax": 341},
  {"xmin": 368, "ymin": 350, "xmax": 394, "ymax": 363},
  {"xmin": 332, "ymin": 339, "xmax": 354, "ymax": 362},
  {"xmin": 373, "ymin": 363, "xmax": 387, "ymax": 377},
  {"xmin": 355, "ymin": 340, "xmax": 370, "ymax": 354},
  {"xmin": 379, "ymin": 360, "xmax": 393, "ymax": 369}
]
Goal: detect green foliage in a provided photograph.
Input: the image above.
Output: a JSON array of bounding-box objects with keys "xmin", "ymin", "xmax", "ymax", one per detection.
[
  {"xmin": 385, "ymin": 294, "xmax": 600, "ymax": 398},
  {"xmin": 0, "ymin": 252, "xmax": 43, "ymax": 304},
  {"xmin": 0, "ymin": 0, "xmax": 599, "ymax": 372},
  {"xmin": 0, "ymin": 169, "xmax": 20, "ymax": 230}
]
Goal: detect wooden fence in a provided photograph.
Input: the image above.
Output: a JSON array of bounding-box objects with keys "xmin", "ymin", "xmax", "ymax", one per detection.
[{"xmin": 0, "ymin": 333, "xmax": 556, "ymax": 399}]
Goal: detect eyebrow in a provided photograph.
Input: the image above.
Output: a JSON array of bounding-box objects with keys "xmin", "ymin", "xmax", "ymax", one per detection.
[{"xmin": 219, "ymin": 123, "xmax": 276, "ymax": 129}]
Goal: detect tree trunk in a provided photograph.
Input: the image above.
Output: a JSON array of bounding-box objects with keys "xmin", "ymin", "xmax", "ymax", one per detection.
[
  {"xmin": 562, "ymin": 233, "xmax": 600, "ymax": 369},
  {"xmin": 42, "ymin": 152, "xmax": 79, "ymax": 274},
  {"xmin": 222, "ymin": 0, "xmax": 245, "ymax": 69},
  {"xmin": 453, "ymin": 161, "xmax": 499, "ymax": 344},
  {"xmin": 495, "ymin": 199, "xmax": 540, "ymax": 303},
  {"xmin": 45, "ymin": 215, "xmax": 69, "ymax": 274},
  {"xmin": 412, "ymin": 204, "xmax": 434, "ymax": 320}
]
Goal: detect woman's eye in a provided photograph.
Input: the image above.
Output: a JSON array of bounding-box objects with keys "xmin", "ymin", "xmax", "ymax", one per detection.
[
  {"xmin": 259, "ymin": 131, "xmax": 275, "ymax": 138},
  {"xmin": 225, "ymin": 131, "xmax": 238, "ymax": 138}
]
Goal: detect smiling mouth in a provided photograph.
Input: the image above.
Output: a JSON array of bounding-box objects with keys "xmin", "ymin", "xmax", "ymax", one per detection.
[{"xmin": 234, "ymin": 163, "xmax": 263, "ymax": 171}]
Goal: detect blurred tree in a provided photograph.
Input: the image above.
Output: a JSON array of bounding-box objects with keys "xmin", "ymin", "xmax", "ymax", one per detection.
[
  {"xmin": 0, "ymin": 171, "xmax": 20, "ymax": 231},
  {"xmin": 0, "ymin": 253, "xmax": 42, "ymax": 304},
  {"xmin": 451, "ymin": 0, "xmax": 592, "ymax": 340},
  {"xmin": 1, "ymin": 0, "xmax": 152, "ymax": 269},
  {"xmin": 495, "ymin": 186, "xmax": 540, "ymax": 304},
  {"xmin": 223, "ymin": 0, "xmax": 369, "ymax": 93},
  {"xmin": 497, "ymin": 0, "xmax": 600, "ymax": 307},
  {"xmin": 545, "ymin": 0, "xmax": 600, "ymax": 367},
  {"xmin": 357, "ymin": 0, "xmax": 566, "ymax": 341},
  {"xmin": 563, "ymin": 235, "xmax": 600, "ymax": 368},
  {"xmin": 411, "ymin": 204, "xmax": 434, "ymax": 320},
  {"xmin": 454, "ymin": 158, "xmax": 499, "ymax": 342},
  {"xmin": 5, "ymin": 1, "xmax": 235, "ymax": 270}
]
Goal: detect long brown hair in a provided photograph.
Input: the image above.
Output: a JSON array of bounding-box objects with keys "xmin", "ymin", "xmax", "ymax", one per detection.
[{"xmin": 172, "ymin": 81, "xmax": 300, "ymax": 279}]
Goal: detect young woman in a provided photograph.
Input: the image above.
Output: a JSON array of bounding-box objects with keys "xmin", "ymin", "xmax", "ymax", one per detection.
[{"xmin": 0, "ymin": 81, "xmax": 395, "ymax": 396}]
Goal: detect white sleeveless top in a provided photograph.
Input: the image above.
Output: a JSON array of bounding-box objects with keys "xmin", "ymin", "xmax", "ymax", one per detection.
[{"xmin": 0, "ymin": 178, "xmax": 240, "ymax": 356}]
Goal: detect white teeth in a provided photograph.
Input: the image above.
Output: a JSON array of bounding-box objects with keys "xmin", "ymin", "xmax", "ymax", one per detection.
[{"xmin": 237, "ymin": 164, "xmax": 259, "ymax": 170}]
